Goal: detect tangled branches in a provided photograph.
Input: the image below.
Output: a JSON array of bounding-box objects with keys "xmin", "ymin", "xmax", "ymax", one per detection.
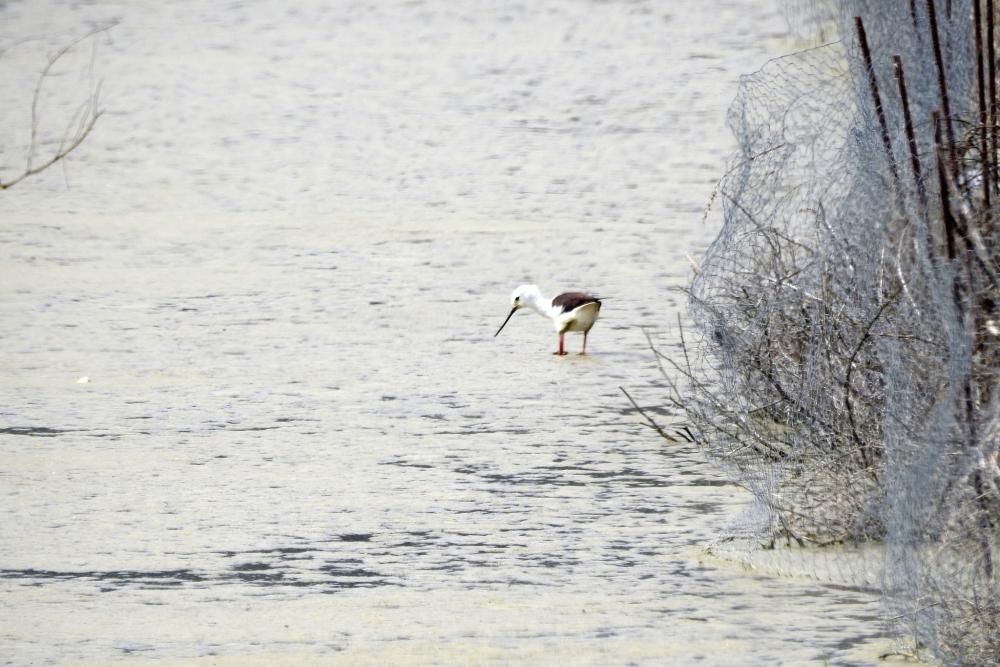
[{"xmin": 663, "ymin": 2, "xmax": 999, "ymax": 663}]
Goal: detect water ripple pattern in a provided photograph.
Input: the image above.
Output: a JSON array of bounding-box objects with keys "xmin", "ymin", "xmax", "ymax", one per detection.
[{"xmin": 0, "ymin": 1, "xmax": 892, "ymax": 665}]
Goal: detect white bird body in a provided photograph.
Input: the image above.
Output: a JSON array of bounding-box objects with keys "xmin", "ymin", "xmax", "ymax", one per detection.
[{"xmin": 494, "ymin": 284, "xmax": 602, "ymax": 355}]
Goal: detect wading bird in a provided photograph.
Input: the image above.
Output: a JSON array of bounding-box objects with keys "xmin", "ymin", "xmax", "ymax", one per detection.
[{"xmin": 494, "ymin": 284, "xmax": 602, "ymax": 355}]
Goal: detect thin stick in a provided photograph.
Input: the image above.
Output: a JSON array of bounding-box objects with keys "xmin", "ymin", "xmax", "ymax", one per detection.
[
  {"xmin": 926, "ymin": 0, "xmax": 960, "ymax": 180},
  {"xmin": 974, "ymin": 0, "xmax": 992, "ymax": 214},
  {"xmin": 893, "ymin": 56, "xmax": 928, "ymax": 212},
  {"xmin": 0, "ymin": 22, "xmax": 116, "ymax": 191},
  {"xmin": 855, "ymin": 17, "xmax": 902, "ymax": 189},
  {"xmin": 988, "ymin": 0, "xmax": 998, "ymax": 196},
  {"xmin": 934, "ymin": 111, "xmax": 961, "ymax": 263},
  {"xmin": 619, "ymin": 386, "xmax": 678, "ymax": 442}
]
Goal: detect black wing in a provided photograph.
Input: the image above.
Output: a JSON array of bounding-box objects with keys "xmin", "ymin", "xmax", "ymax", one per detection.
[{"xmin": 551, "ymin": 292, "xmax": 602, "ymax": 314}]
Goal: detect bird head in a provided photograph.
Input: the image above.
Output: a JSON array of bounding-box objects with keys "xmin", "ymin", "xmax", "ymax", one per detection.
[{"xmin": 494, "ymin": 284, "xmax": 539, "ymax": 337}]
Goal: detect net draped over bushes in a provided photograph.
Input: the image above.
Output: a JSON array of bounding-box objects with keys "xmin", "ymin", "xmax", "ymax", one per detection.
[{"xmin": 677, "ymin": 1, "xmax": 999, "ymax": 663}]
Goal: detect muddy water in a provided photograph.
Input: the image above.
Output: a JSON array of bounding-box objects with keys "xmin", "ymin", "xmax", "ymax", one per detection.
[{"xmin": 0, "ymin": 1, "xmax": 891, "ymax": 665}]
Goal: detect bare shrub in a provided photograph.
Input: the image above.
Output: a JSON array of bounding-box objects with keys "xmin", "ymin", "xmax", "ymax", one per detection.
[{"xmin": 657, "ymin": 2, "xmax": 999, "ymax": 663}]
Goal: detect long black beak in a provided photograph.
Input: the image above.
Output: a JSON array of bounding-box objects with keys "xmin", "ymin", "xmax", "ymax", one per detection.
[{"xmin": 494, "ymin": 307, "xmax": 517, "ymax": 337}]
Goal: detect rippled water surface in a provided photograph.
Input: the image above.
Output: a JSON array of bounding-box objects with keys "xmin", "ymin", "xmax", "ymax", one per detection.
[{"xmin": 1, "ymin": 1, "xmax": 892, "ymax": 664}]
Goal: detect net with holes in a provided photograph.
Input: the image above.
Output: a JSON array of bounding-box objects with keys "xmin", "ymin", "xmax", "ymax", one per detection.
[{"xmin": 678, "ymin": 2, "xmax": 999, "ymax": 663}]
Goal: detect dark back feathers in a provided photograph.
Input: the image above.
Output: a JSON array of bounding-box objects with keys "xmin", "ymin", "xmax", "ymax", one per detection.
[{"xmin": 551, "ymin": 292, "xmax": 602, "ymax": 313}]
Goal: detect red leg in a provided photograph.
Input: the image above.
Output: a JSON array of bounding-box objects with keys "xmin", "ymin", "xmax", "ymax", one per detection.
[{"xmin": 554, "ymin": 333, "xmax": 566, "ymax": 355}]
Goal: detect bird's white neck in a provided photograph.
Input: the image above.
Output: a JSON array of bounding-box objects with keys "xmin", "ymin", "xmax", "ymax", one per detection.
[{"xmin": 520, "ymin": 287, "xmax": 557, "ymax": 320}]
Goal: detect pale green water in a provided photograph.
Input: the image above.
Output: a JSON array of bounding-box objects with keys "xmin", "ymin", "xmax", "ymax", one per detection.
[{"xmin": 0, "ymin": 1, "xmax": 894, "ymax": 664}]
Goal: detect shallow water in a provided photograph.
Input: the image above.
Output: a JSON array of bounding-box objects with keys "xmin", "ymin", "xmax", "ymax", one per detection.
[{"xmin": 1, "ymin": 1, "xmax": 893, "ymax": 664}]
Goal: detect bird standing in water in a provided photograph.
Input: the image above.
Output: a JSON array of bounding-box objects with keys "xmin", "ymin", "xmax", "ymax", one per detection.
[{"xmin": 494, "ymin": 284, "xmax": 602, "ymax": 355}]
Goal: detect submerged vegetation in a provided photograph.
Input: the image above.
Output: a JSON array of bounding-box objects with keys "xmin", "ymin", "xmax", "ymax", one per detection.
[{"xmin": 658, "ymin": 1, "xmax": 998, "ymax": 663}]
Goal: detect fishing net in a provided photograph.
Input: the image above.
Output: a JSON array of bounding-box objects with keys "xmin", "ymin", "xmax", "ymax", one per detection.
[{"xmin": 675, "ymin": 1, "xmax": 1000, "ymax": 663}]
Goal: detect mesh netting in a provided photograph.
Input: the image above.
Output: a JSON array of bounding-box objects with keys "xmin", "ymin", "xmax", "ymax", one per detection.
[{"xmin": 678, "ymin": 1, "xmax": 999, "ymax": 663}]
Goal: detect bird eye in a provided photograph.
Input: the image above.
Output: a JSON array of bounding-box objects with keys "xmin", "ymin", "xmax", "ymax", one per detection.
[{"xmin": 515, "ymin": 296, "xmax": 520, "ymax": 302}]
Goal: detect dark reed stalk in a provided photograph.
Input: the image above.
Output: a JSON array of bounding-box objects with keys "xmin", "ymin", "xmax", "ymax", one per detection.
[
  {"xmin": 855, "ymin": 16, "xmax": 902, "ymax": 189},
  {"xmin": 974, "ymin": 0, "xmax": 992, "ymax": 212},
  {"xmin": 927, "ymin": 0, "xmax": 961, "ymax": 181},
  {"xmin": 895, "ymin": 55, "xmax": 944, "ymax": 284},
  {"xmin": 934, "ymin": 111, "xmax": 961, "ymax": 262},
  {"xmin": 894, "ymin": 56, "xmax": 928, "ymax": 212},
  {"xmin": 988, "ymin": 0, "xmax": 997, "ymax": 193}
]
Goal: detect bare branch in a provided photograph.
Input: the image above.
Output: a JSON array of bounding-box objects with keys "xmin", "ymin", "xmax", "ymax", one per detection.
[
  {"xmin": 1, "ymin": 21, "xmax": 117, "ymax": 191},
  {"xmin": 619, "ymin": 386, "xmax": 680, "ymax": 442}
]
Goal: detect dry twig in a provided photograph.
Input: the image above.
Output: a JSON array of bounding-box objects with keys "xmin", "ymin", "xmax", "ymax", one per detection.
[{"xmin": 0, "ymin": 21, "xmax": 117, "ymax": 191}]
